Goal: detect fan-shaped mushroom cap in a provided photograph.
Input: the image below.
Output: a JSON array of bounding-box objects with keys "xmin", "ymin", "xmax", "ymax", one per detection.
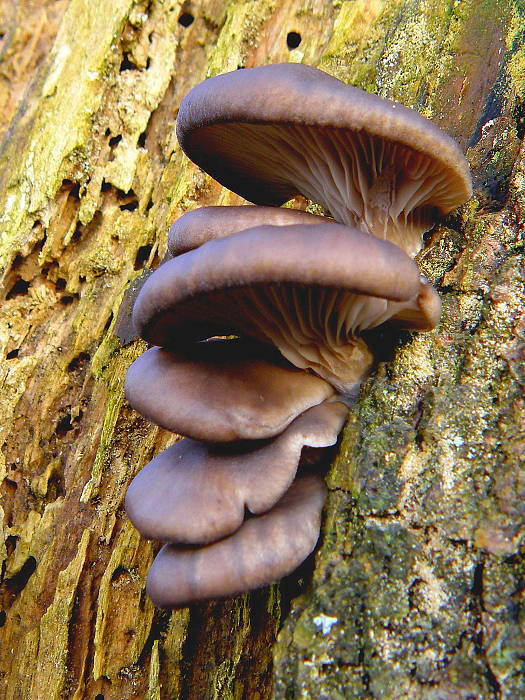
[
  {"xmin": 133, "ymin": 221, "xmax": 439, "ymax": 393},
  {"xmin": 168, "ymin": 206, "xmax": 441, "ymax": 332},
  {"xmin": 146, "ymin": 474, "xmax": 326, "ymax": 607},
  {"xmin": 125, "ymin": 400, "xmax": 346, "ymax": 545},
  {"xmin": 125, "ymin": 338, "xmax": 335, "ymax": 442},
  {"xmin": 168, "ymin": 205, "xmax": 327, "ymax": 256},
  {"xmin": 177, "ymin": 63, "xmax": 472, "ymax": 256}
]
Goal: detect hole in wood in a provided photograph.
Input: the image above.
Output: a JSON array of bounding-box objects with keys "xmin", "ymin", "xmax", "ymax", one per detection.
[
  {"xmin": 134, "ymin": 244, "xmax": 153, "ymax": 270},
  {"xmin": 109, "ymin": 134, "xmax": 122, "ymax": 148},
  {"xmin": 286, "ymin": 31, "xmax": 301, "ymax": 49},
  {"xmin": 5, "ymin": 534, "xmax": 18, "ymax": 554},
  {"xmin": 68, "ymin": 352, "xmax": 90, "ymax": 372},
  {"xmin": 120, "ymin": 200, "xmax": 139, "ymax": 212},
  {"xmin": 56, "ymin": 410, "xmax": 82, "ymax": 435},
  {"xmin": 178, "ymin": 12, "xmax": 194, "ymax": 27},
  {"xmin": 120, "ymin": 52, "xmax": 138, "ymax": 71},
  {"xmin": 6, "ymin": 278, "xmax": 29, "ymax": 299},
  {"xmin": 61, "ymin": 179, "xmax": 80, "ymax": 199},
  {"xmin": 5, "ymin": 556, "xmax": 37, "ymax": 594}
]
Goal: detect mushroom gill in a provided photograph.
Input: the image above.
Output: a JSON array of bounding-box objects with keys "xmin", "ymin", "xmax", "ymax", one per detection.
[
  {"xmin": 133, "ymin": 218, "xmax": 440, "ymax": 394},
  {"xmin": 177, "ymin": 63, "xmax": 472, "ymax": 256}
]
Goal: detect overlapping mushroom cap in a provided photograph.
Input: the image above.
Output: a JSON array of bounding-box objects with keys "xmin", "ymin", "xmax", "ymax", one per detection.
[
  {"xmin": 168, "ymin": 205, "xmax": 326, "ymax": 256},
  {"xmin": 177, "ymin": 63, "xmax": 472, "ymax": 256},
  {"xmin": 125, "ymin": 338, "xmax": 335, "ymax": 442},
  {"xmin": 146, "ymin": 475, "xmax": 327, "ymax": 607},
  {"xmin": 133, "ymin": 215, "xmax": 440, "ymax": 393},
  {"xmin": 126, "ymin": 400, "xmax": 347, "ymax": 544}
]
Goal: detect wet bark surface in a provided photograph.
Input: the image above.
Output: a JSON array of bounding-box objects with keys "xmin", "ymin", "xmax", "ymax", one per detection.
[{"xmin": 0, "ymin": 0, "xmax": 523, "ymax": 698}]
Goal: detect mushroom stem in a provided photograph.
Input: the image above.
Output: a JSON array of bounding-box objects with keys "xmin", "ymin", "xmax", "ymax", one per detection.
[{"xmin": 270, "ymin": 329, "xmax": 373, "ymax": 397}]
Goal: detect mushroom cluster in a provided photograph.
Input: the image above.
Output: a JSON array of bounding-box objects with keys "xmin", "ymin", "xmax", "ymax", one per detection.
[{"xmin": 124, "ymin": 64, "xmax": 472, "ymax": 608}]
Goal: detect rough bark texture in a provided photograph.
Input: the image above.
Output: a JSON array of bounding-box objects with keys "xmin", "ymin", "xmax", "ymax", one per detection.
[{"xmin": 0, "ymin": 0, "xmax": 524, "ymax": 698}]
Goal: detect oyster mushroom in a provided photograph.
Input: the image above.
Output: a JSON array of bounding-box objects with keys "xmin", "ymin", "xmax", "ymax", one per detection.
[
  {"xmin": 176, "ymin": 63, "xmax": 472, "ymax": 256},
  {"xmin": 133, "ymin": 219, "xmax": 440, "ymax": 394},
  {"xmin": 125, "ymin": 400, "xmax": 347, "ymax": 545},
  {"xmin": 121, "ymin": 62, "xmax": 474, "ymax": 607},
  {"xmin": 125, "ymin": 338, "xmax": 335, "ymax": 442},
  {"xmin": 146, "ymin": 474, "xmax": 327, "ymax": 607}
]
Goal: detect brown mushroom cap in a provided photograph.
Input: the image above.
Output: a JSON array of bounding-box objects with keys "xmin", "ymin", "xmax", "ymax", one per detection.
[
  {"xmin": 125, "ymin": 401, "xmax": 347, "ymax": 544},
  {"xmin": 146, "ymin": 474, "xmax": 327, "ymax": 607},
  {"xmin": 177, "ymin": 63, "xmax": 472, "ymax": 256},
  {"xmin": 168, "ymin": 205, "xmax": 328, "ymax": 256},
  {"xmin": 133, "ymin": 221, "xmax": 438, "ymax": 392},
  {"xmin": 124, "ymin": 338, "xmax": 335, "ymax": 442}
]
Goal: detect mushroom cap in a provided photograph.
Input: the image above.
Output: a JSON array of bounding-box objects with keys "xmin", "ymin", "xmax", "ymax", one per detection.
[
  {"xmin": 168, "ymin": 205, "xmax": 328, "ymax": 256},
  {"xmin": 125, "ymin": 400, "xmax": 346, "ymax": 545},
  {"xmin": 124, "ymin": 338, "xmax": 335, "ymax": 442},
  {"xmin": 387, "ymin": 277, "xmax": 442, "ymax": 330},
  {"xmin": 135, "ymin": 223, "xmax": 421, "ymax": 337},
  {"xmin": 133, "ymin": 221, "xmax": 434, "ymax": 392},
  {"xmin": 146, "ymin": 474, "xmax": 327, "ymax": 607},
  {"xmin": 167, "ymin": 205, "xmax": 442, "ymax": 331},
  {"xmin": 177, "ymin": 63, "xmax": 472, "ymax": 255}
]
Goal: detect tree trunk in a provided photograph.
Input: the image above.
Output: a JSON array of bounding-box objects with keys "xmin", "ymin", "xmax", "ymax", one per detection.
[{"xmin": 0, "ymin": 0, "xmax": 523, "ymax": 698}]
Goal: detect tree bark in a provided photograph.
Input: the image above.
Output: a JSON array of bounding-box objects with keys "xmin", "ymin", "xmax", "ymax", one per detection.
[{"xmin": 0, "ymin": 0, "xmax": 523, "ymax": 698}]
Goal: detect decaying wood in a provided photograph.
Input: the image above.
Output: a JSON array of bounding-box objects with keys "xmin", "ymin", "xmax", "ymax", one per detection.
[{"xmin": 0, "ymin": 0, "xmax": 523, "ymax": 698}]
